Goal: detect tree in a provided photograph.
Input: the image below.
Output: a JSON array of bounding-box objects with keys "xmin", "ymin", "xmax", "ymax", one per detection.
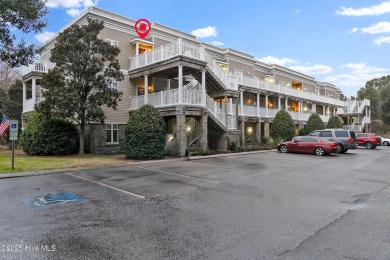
[
  {"xmin": 380, "ymin": 84, "xmax": 390, "ymax": 125},
  {"xmin": 20, "ymin": 113, "xmax": 79, "ymax": 156},
  {"xmin": 125, "ymin": 105, "xmax": 166, "ymax": 160},
  {"xmin": 271, "ymin": 110, "xmax": 295, "ymax": 141},
  {"xmin": 302, "ymin": 113, "xmax": 325, "ymax": 135},
  {"xmin": 35, "ymin": 18, "xmax": 124, "ymax": 154},
  {"xmin": 0, "ymin": 0, "xmax": 48, "ymax": 67},
  {"xmin": 0, "ymin": 62, "xmax": 21, "ymax": 90},
  {"xmin": 3, "ymin": 80, "xmax": 23, "ymax": 120},
  {"xmin": 327, "ymin": 115, "xmax": 343, "ymax": 129}
]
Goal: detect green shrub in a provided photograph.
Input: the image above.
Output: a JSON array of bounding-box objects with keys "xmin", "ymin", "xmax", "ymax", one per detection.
[
  {"xmin": 125, "ymin": 105, "xmax": 166, "ymax": 160},
  {"xmin": 226, "ymin": 136, "xmax": 238, "ymax": 152},
  {"xmin": 327, "ymin": 115, "xmax": 343, "ymax": 129},
  {"xmin": 20, "ymin": 113, "xmax": 79, "ymax": 156},
  {"xmin": 303, "ymin": 113, "xmax": 325, "ymax": 134},
  {"xmin": 298, "ymin": 128, "xmax": 308, "ymax": 136},
  {"xmin": 271, "ymin": 110, "xmax": 295, "ymax": 141}
]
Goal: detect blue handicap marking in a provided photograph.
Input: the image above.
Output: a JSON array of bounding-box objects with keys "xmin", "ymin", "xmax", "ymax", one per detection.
[{"xmin": 24, "ymin": 192, "xmax": 86, "ymax": 209}]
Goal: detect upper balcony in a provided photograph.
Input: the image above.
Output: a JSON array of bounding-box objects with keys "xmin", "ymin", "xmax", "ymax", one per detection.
[{"xmin": 22, "ymin": 62, "xmax": 56, "ymax": 78}]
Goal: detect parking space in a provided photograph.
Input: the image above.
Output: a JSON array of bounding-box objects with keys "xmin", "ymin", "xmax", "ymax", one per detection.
[{"xmin": 1, "ymin": 147, "xmax": 390, "ymax": 259}]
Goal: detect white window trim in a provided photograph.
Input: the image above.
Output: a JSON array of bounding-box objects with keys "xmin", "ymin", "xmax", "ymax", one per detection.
[
  {"xmin": 107, "ymin": 81, "xmax": 118, "ymax": 91},
  {"xmin": 105, "ymin": 39, "xmax": 119, "ymax": 47},
  {"xmin": 106, "ymin": 123, "xmax": 119, "ymax": 144}
]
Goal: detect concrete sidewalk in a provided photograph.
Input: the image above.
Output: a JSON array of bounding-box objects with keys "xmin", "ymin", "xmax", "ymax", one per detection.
[{"xmin": 0, "ymin": 149, "xmax": 276, "ymax": 179}]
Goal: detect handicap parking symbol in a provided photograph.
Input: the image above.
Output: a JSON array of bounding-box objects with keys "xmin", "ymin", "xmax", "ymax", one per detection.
[{"xmin": 24, "ymin": 192, "xmax": 86, "ymax": 209}]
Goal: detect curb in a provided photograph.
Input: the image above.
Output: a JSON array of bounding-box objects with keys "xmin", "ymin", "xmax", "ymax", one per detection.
[{"xmin": 0, "ymin": 149, "xmax": 276, "ymax": 179}]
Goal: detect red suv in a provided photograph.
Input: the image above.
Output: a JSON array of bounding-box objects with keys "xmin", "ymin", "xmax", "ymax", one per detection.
[{"xmin": 356, "ymin": 133, "xmax": 382, "ymax": 149}]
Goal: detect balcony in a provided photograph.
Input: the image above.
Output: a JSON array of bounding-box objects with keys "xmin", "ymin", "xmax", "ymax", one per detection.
[{"xmin": 23, "ymin": 62, "xmax": 56, "ymax": 76}]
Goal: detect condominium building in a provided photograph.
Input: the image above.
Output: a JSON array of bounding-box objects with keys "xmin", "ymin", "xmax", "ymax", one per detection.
[{"xmin": 21, "ymin": 7, "xmax": 371, "ymax": 156}]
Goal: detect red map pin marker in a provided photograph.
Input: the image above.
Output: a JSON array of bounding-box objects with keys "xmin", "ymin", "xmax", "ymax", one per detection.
[{"xmin": 135, "ymin": 19, "xmax": 151, "ymax": 39}]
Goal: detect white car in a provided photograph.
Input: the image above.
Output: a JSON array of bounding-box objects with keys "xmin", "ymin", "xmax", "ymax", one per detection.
[{"xmin": 378, "ymin": 136, "xmax": 390, "ymax": 146}]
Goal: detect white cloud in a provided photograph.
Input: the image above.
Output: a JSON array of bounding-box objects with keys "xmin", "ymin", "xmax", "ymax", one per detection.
[
  {"xmin": 350, "ymin": 22, "xmax": 390, "ymax": 34},
  {"xmin": 373, "ymin": 36, "xmax": 390, "ymax": 45},
  {"xmin": 209, "ymin": 41, "xmax": 225, "ymax": 46},
  {"xmin": 336, "ymin": 1, "xmax": 390, "ymax": 16},
  {"xmin": 289, "ymin": 65, "xmax": 333, "ymax": 75},
  {"xmin": 294, "ymin": 10, "xmax": 300, "ymax": 14},
  {"xmin": 35, "ymin": 31, "xmax": 56, "ymax": 43},
  {"xmin": 47, "ymin": 0, "xmax": 98, "ymax": 17},
  {"xmin": 191, "ymin": 26, "xmax": 217, "ymax": 38},
  {"xmin": 325, "ymin": 63, "xmax": 390, "ymax": 92},
  {"xmin": 256, "ymin": 55, "xmax": 298, "ymax": 66},
  {"xmin": 67, "ymin": 8, "xmax": 82, "ymax": 17}
]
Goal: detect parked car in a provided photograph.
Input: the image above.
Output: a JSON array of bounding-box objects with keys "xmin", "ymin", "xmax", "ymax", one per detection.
[
  {"xmin": 356, "ymin": 133, "xmax": 382, "ymax": 149},
  {"xmin": 308, "ymin": 129, "xmax": 357, "ymax": 153},
  {"xmin": 377, "ymin": 136, "xmax": 390, "ymax": 146},
  {"xmin": 277, "ymin": 136, "xmax": 338, "ymax": 156},
  {"xmin": 377, "ymin": 135, "xmax": 390, "ymax": 146}
]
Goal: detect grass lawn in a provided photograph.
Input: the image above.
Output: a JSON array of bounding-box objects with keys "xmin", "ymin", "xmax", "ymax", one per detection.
[{"xmin": 0, "ymin": 145, "xmax": 131, "ymax": 174}]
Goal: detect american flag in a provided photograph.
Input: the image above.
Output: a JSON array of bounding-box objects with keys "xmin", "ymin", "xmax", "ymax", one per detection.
[{"xmin": 0, "ymin": 115, "xmax": 10, "ymax": 136}]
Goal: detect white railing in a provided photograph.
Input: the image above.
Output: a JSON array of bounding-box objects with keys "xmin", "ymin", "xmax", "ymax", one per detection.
[
  {"xmin": 206, "ymin": 96, "xmax": 227, "ymax": 127},
  {"xmin": 289, "ymin": 111, "xmax": 300, "ymax": 120},
  {"xmin": 183, "ymin": 89, "xmax": 203, "ymax": 105},
  {"xmin": 130, "ymin": 39, "xmax": 205, "ymax": 70},
  {"xmin": 205, "ymin": 54, "xmax": 239, "ymax": 91},
  {"xmin": 227, "ymin": 115, "xmax": 237, "ymax": 129},
  {"xmin": 227, "ymin": 103, "xmax": 237, "ymax": 114},
  {"xmin": 184, "ymin": 79, "xmax": 199, "ymax": 89},
  {"xmin": 268, "ymin": 108, "xmax": 279, "ymax": 118},
  {"xmin": 319, "ymin": 115, "xmax": 330, "ymax": 122},
  {"xmin": 242, "ymin": 75, "xmax": 346, "ymax": 107},
  {"xmin": 23, "ymin": 62, "xmax": 56, "ymax": 75},
  {"xmin": 239, "ymin": 105, "xmax": 257, "ymax": 116}
]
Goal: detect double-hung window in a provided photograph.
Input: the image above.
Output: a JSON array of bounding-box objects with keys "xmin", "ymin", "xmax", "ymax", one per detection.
[
  {"xmin": 106, "ymin": 124, "xmax": 118, "ymax": 144},
  {"xmin": 107, "ymin": 81, "xmax": 118, "ymax": 91},
  {"xmin": 105, "ymin": 39, "xmax": 119, "ymax": 47}
]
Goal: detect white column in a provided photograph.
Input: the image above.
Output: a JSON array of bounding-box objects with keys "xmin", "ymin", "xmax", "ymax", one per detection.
[
  {"xmin": 256, "ymin": 93, "xmax": 260, "ymax": 117},
  {"xmin": 201, "ymin": 69, "xmax": 206, "ymax": 106},
  {"xmin": 298, "ymin": 100, "xmax": 301, "ymax": 120},
  {"xmin": 366, "ymin": 107, "xmax": 368, "ymax": 118},
  {"xmin": 323, "ymin": 104, "xmax": 326, "ymax": 115},
  {"xmin": 240, "ymin": 91, "xmax": 244, "ymax": 115},
  {"xmin": 229, "ymin": 98, "xmax": 233, "ymax": 114},
  {"xmin": 167, "ymin": 79, "xmax": 171, "ymax": 90},
  {"xmin": 23, "ymin": 82, "xmax": 26, "ymax": 102},
  {"xmin": 178, "ymin": 65, "xmax": 183, "ymax": 103},
  {"xmin": 144, "ymin": 75, "xmax": 148, "ymax": 104},
  {"xmin": 135, "ymin": 42, "xmax": 139, "ymax": 56},
  {"xmin": 312, "ymin": 102, "xmax": 316, "ymax": 113},
  {"xmin": 32, "ymin": 78, "xmax": 36, "ymax": 103},
  {"xmin": 278, "ymin": 96, "xmax": 281, "ymax": 111},
  {"xmin": 265, "ymin": 94, "xmax": 269, "ymax": 117},
  {"xmin": 178, "ymin": 38, "xmax": 183, "ymax": 55}
]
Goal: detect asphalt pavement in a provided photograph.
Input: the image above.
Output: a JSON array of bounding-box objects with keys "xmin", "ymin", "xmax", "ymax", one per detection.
[{"xmin": 0, "ymin": 148, "xmax": 390, "ymax": 259}]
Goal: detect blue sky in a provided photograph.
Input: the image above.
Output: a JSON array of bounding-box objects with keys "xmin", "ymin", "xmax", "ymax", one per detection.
[{"xmin": 29, "ymin": 0, "xmax": 390, "ymax": 97}]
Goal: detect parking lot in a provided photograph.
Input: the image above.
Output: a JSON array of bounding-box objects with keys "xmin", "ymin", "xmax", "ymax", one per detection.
[{"xmin": 1, "ymin": 147, "xmax": 390, "ymax": 259}]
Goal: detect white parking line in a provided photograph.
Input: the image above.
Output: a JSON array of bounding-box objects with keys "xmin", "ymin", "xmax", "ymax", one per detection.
[
  {"xmin": 65, "ymin": 173, "xmax": 145, "ymax": 199},
  {"xmin": 132, "ymin": 166, "xmax": 221, "ymax": 184}
]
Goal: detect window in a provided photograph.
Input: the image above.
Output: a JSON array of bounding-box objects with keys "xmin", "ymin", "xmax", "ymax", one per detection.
[
  {"xmin": 309, "ymin": 131, "xmax": 320, "ymax": 137},
  {"xmin": 335, "ymin": 131, "xmax": 349, "ymax": 138},
  {"xmin": 105, "ymin": 39, "xmax": 119, "ymax": 47},
  {"xmin": 106, "ymin": 124, "xmax": 118, "ymax": 143},
  {"xmin": 234, "ymin": 69, "xmax": 243, "ymax": 84},
  {"xmin": 107, "ymin": 81, "xmax": 118, "ymax": 91},
  {"xmin": 319, "ymin": 131, "xmax": 332, "ymax": 138},
  {"xmin": 357, "ymin": 133, "xmax": 368, "ymax": 138}
]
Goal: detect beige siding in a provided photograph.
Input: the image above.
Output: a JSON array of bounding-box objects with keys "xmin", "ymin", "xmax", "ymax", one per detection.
[
  {"xmin": 275, "ymin": 74, "xmax": 292, "ymax": 85},
  {"xmin": 153, "ymin": 38, "xmax": 171, "ymax": 48},
  {"xmin": 99, "ymin": 28, "xmax": 136, "ymax": 70},
  {"xmin": 103, "ymin": 74, "xmax": 134, "ymax": 124},
  {"xmin": 254, "ymin": 70, "xmax": 268, "ymax": 80},
  {"xmin": 228, "ymin": 60, "xmax": 254, "ymax": 77}
]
